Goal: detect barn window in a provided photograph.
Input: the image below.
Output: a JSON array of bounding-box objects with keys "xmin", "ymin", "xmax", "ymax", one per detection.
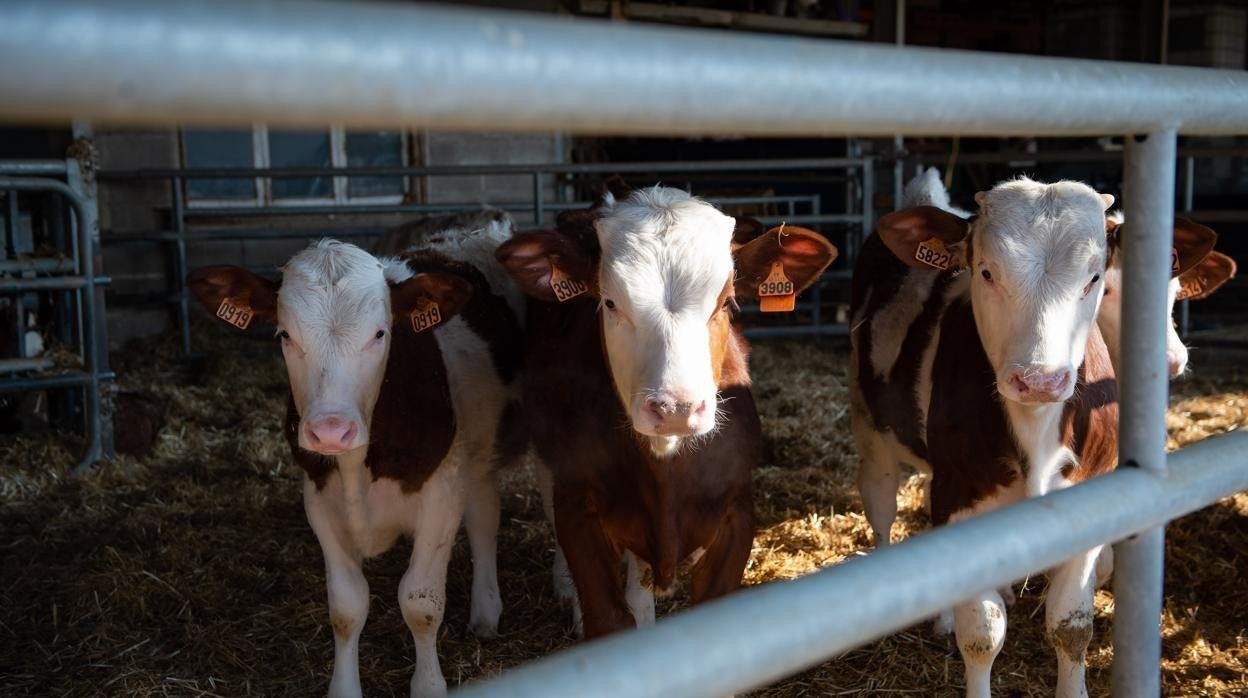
[{"xmin": 181, "ymin": 126, "xmax": 408, "ymax": 207}]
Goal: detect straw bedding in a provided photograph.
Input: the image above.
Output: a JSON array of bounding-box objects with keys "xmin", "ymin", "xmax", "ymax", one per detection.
[{"xmin": 1, "ymin": 322, "xmax": 1244, "ymax": 697}]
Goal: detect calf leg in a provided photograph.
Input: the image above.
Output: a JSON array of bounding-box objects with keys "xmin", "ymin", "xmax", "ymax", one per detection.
[
  {"xmin": 689, "ymin": 502, "xmax": 753, "ymax": 604},
  {"xmin": 1094, "ymin": 545, "xmax": 1114, "ymax": 589},
  {"xmin": 398, "ymin": 493, "xmax": 464, "ymax": 698},
  {"xmin": 536, "ymin": 460, "xmax": 577, "ymax": 602},
  {"xmin": 463, "ymin": 473, "xmax": 502, "ymax": 638},
  {"xmin": 553, "ymin": 485, "xmax": 633, "ymax": 639},
  {"xmin": 954, "ymin": 589, "xmax": 1007, "ymax": 698},
  {"xmin": 1047, "ymin": 546, "xmax": 1100, "ymax": 698},
  {"xmin": 623, "ymin": 551, "xmax": 656, "ymax": 627},
  {"xmin": 857, "ymin": 457, "xmax": 899, "ymax": 547},
  {"xmin": 306, "ymin": 493, "xmax": 369, "ymax": 698}
]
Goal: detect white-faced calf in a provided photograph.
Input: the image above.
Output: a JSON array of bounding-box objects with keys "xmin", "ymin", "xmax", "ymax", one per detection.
[
  {"xmin": 497, "ymin": 186, "xmax": 836, "ymax": 638},
  {"xmin": 188, "ymin": 219, "xmax": 523, "ymax": 698},
  {"xmin": 852, "ymin": 178, "xmax": 1133, "ymax": 698}
]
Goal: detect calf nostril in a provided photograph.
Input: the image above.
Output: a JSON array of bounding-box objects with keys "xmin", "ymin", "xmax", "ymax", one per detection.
[{"xmin": 1009, "ymin": 374, "xmax": 1030, "ymax": 393}]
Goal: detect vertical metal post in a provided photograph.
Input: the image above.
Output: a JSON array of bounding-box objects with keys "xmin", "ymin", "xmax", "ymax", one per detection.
[
  {"xmin": 1112, "ymin": 127, "xmax": 1176, "ymax": 697},
  {"xmin": 532, "ymin": 169, "xmax": 545, "ymax": 226},
  {"xmin": 891, "ymin": 0, "xmax": 906, "ymax": 210},
  {"xmin": 171, "ymin": 176, "xmax": 191, "ymax": 356},
  {"xmin": 809, "ymin": 192, "xmax": 822, "ymax": 331},
  {"xmin": 1178, "ymin": 154, "xmax": 1195, "ymax": 337},
  {"xmin": 6, "ymin": 190, "xmax": 23, "ymax": 358}
]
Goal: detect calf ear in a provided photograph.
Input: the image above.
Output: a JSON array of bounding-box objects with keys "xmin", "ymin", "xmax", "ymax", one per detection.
[
  {"xmin": 390, "ymin": 272, "xmax": 473, "ymax": 332},
  {"xmin": 496, "ymin": 230, "xmax": 596, "ymax": 302},
  {"xmin": 1178, "ymin": 250, "xmax": 1236, "ymax": 301},
  {"xmin": 186, "ymin": 266, "xmax": 279, "ymax": 328},
  {"xmin": 731, "ymin": 216, "xmax": 767, "ymax": 246},
  {"xmin": 877, "ymin": 206, "xmax": 971, "ymax": 270},
  {"xmin": 733, "ymin": 225, "xmax": 838, "ymax": 301},
  {"xmin": 1171, "ymin": 218, "xmax": 1218, "ymax": 277}
]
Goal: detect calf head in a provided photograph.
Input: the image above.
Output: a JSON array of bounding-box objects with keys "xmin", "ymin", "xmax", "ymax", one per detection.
[
  {"xmin": 881, "ymin": 178, "xmax": 1114, "ymax": 405},
  {"xmin": 499, "ymin": 186, "xmax": 836, "ymax": 456},
  {"xmin": 1099, "ymin": 217, "xmax": 1231, "ymax": 377},
  {"xmin": 188, "ymin": 240, "xmax": 471, "ymax": 456}
]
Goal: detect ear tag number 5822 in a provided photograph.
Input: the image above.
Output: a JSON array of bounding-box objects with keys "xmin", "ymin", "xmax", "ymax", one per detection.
[
  {"xmin": 758, "ymin": 261, "xmax": 796, "ymax": 313},
  {"xmin": 915, "ymin": 237, "xmax": 952, "ymax": 270}
]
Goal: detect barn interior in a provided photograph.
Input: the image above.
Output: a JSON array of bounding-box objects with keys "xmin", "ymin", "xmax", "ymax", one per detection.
[{"xmin": 1, "ymin": 1, "xmax": 1247, "ymax": 696}]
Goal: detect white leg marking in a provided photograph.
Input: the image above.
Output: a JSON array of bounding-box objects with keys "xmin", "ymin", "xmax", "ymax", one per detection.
[
  {"xmin": 954, "ymin": 589, "xmax": 1007, "ymax": 698},
  {"xmin": 624, "ymin": 551, "xmax": 656, "ymax": 627},
  {"xmin": 464, "ymin": 473, "xmax": 502, "ymax": 639},
  {"xmin": 305, "ymin": 482, "xmax": 369, "ymax": 698},
  {"xmin": 857, "ymin": 457, "xmax": 899, "ymax": 547},
  {"xmin": 398, "ymin": 480, "xmax": 464, "ymax": 698},
  {"xmin": 1046, "ymin": 546, "xmax": 1100, "ymax": 698},
  {"xmin": 536, "ymin": 459, "xmax": 581, "ymax": 635}
]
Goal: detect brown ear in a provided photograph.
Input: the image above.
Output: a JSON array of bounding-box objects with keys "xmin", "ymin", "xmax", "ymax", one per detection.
[
  {"xmin": 496, "ymin": 230, "xmax": 596, "ymax": 302},
  {"xmin": 1171, "ymin": 218, "xmax": 1218, "ymax": 278},
  {"xmin": 877, "ymin": 206, "xmax": 971, "ymax": 270},
  {"xmin": 390, "ymin": 272, "xmax": 473, "ymax": 333},
  {"xmin": 733, "ymin": 225, "xmax": 838, "ymax": 301},
  {"xmin": 731, "ymin": 216, "xmax": 767, "ymax": 246},
  {"xmin": 186, "ymin": 265, "xmax": 279, "ymax": 328},
  {"xmin": 1177, "ymin": 250, "xmax": 1236, "ymax": 301}
]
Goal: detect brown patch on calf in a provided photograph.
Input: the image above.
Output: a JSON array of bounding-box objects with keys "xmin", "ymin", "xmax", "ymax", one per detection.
[
  {"xmin": 732, "ymin": 225, "xmax": 837, "ymax": 301},
  {"xmin": 876, "ymin": 206, "xmax": 971, "ymax": 271},
  {"xmin": 1062, "ymin": 327, "xmax": 1119, "ymax": 483},
  {"xmin": 186, "ymin": 266, "xmax": 280, "ymax": 325}
]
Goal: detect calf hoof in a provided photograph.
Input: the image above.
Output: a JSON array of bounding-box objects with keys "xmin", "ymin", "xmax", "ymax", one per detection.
[{"xmin": 469, "ymin": 618, "xmax": 499, "ymax": 640}]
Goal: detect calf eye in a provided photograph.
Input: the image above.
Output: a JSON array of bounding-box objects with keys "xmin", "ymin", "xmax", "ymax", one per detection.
[
  {"xmin": 1083, "ymin": 274, "xmax": 1102, "ymax": 298},
  {"xmin": 603, "ymin": 299, "xmax": 617, "ymax": 311},
  {"xmin": 277, "ymin": 330, "xmax": 290, "ymax": 341},
  {"xmin": 981, "ymin": 269, "xmax": 993, "ymax": 282},
  {"xmin": 375, "ymin": 330, "xmax": 386, "ymax": 340}
]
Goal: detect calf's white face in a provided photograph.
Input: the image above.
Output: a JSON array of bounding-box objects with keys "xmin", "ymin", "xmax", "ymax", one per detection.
[
  {"xmin": 1098, "ymin": 267, "xmax": 1186, "ymax": 378},
  {"xmin": 187, "ymin": 240, "xmax": 472, "ymax": 457},
  {"xmin": 595, "ymin": 189, "xmax": 736, "ymax": 449},
  {"xmin": 969, "ymin": 181, "xmax": 1111, "ymax": 404},
  {"xmin": 277, "ymin": 242, "xmax": 394, "ymax": 454}
]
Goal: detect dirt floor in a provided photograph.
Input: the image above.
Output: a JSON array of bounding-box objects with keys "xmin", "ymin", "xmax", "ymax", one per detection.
[{"xmin": 1, "ymin": 323, "xmax": 1246, "ymax": 697}]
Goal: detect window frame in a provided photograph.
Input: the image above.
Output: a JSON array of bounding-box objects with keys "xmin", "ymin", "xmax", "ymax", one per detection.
[{"xmin": 181, "ymin": 125, "xmax": 410, "ymax": 209}]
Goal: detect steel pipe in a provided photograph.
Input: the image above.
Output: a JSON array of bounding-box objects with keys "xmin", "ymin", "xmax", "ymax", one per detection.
[
  {"xmin": 1112, "ymin": 128, "xmax": 1177, "ymax": 696},
  {"xmin": 453, "ymin": 432, "xmax": 1248, "ymax": 698},
  {"xmin": 0, "ymin": 159, "xmax": 68, "ymax": 176},
  {"xmin": 4, "ymin": 1, "xmax": 1248, "ymax": 135}
]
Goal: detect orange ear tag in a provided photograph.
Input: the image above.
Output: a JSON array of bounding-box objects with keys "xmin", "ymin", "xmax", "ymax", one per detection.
[
  {"xmin": 409, "ymin": 298, "xmax": 443, "ymax": 333},
  {"xmin": 1171, "ymin": 248, "xmax": 1180, "ymax": 274},
  {"xmin": 216, "ymin": 297, "xmax": 254, "ymax": 330},
  {"xmin": 758, "ymin": 261, "xmax": 796, "ymax": 313},
  {"xmin": 549, "ymin": 263, "xmax": 589, "ymax": 302},
  {"xmin": 915, "ymin": 237, "xmax": 952, "ymax": 270}
]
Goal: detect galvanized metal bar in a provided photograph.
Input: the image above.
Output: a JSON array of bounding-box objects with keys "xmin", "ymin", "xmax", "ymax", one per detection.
[
  {"xmin": 1113, "ymin": 128, "xmax": 1178, "ymax": 697},
  {"xmin": 5, "ymin": 1, "xmax": 1248, "ymax": 136},
  {"xmin": 453, "ymin": 431, "xmax": 1248, "ymax": 698},
  {"xmin": 0, "ymin": 275, "xmax": 109, "ymax": 292},
  {"xmin": 0, "ymin": 357, "xmax": 56, "ymax": 373},
  {"xmin": 0, "ymin": 369, "xmax": 115, "ymax": 393},
  {"xmin": 174, "ymin": 203, "xmax": 863, "ymax": 220},
  {"xmin": 98, "ymin": 158, "xmax": 869, "ymax": 180},
  {"xmin": 0, "ymin": 257, "xmax": 77, "ymax": 274},
  {"xmin": 0, "ymin": 176, "xmax": 102, "ymax": 474},
  {"xmin": 0, "ymin": 159, "xmax": 68, "ymax": 176},
  {"xmin": 170, "ymin": 176, "xmax": 191, "ymax": 356}
]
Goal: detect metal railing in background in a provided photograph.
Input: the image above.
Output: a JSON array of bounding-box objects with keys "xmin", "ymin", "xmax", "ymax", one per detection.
[
  {"xmin": 0, "ymin": 159, "xmax": 114, "ymax": 473},
  {"xmin": 2, "ymin": 1, "xmax": 1247, "ymax": 695},
  {"xmin": 96, "ymin": 157, "xmax": 874, "ymax": 353}
]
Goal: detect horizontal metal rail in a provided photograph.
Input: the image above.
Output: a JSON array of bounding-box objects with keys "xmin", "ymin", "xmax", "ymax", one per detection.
[
  {"xmin": 4, "ymin": 1, "xmax": 1248, "ymax": 135},
  {"xmin": 453, "ymin": 431, "xmax": 1248, "ymax": 698},
  {"xmin": 0, "ymin": 159, "xmax": 68, "ymax": 176},
  {"xmin": 0, "ymin": 257, "xmax": 77, "ymax": 274},
  {"xmin": 0, "ymin": 275, "xmax": 110, "ymax": 292}
]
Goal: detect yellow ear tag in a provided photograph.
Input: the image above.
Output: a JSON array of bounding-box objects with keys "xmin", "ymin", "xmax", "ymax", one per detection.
[
  {"xmin": 758, "ymin": 261, "xmax": 796, "ymax": 313},
  {"xmin": 915, "ymin": 237, "xmax": 952, "ymax": 270},
  {"xmin": 216, "ymin": 297, "xmax": 254, "ymax": 330},
  {"xmin": 409, "ymin": 298, "xmax": 443, "ymax": 333},
  {"xmin": 549, "ymin": 262, "xmax": 589, "ymax": 302},
  {"xmin": 1171, "ymin": 248, "xmax": 1180, "ymax": 274}
]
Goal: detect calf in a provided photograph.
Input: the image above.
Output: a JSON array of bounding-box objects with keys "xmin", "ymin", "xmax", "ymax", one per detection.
[
  {"xmin": 497, "ymin": 186, "xmax": 836, "ymax": 638},
  {"xmin": 851, "ymin": 177, "xmax": 1130, "ymax": 698},
  {"xmin": 188, "ymin": 220, "xmax": 524, "ymax": 697}
]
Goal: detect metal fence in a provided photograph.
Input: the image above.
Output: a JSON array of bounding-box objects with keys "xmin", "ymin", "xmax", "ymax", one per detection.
[
  {"xmin": 2, "ymin": 1, "xmax": 1248, "ymax": 696},
  {"xmin": 95, "ymin": 157, "xmax": 874, "ymax": 354}
]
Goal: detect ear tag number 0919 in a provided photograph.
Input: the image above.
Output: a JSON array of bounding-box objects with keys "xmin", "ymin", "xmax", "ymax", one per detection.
[
  {"xmin": 915, "ymin": 237, "xmax": 952, "ymax": 270},
  {"xmin": 549, "ymin": 263, "xmax": 589, "ymax": 302},
  {"xmin": 758, "ymin": 261, "xmax": 796, "ymax": 313},
  {"xmin": 410, "ymin": 298, "xmax": 442, "ymax": 333},
  {"xmin": 216, "ymin": 297, "xmax": 254, "ymax": 330}
]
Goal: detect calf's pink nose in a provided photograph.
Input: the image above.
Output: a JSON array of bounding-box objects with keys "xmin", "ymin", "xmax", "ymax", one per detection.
[
  {"xmin": 304, "ymin": 415, "xmax": 359, "ymax": 453},
  {"xmin": 1007, "ymin": 369, "xmax": 1071, "ymax": 401},
  {"xmin": 644, "ymin": 396, "xmax": 710, "ymax": 434}
]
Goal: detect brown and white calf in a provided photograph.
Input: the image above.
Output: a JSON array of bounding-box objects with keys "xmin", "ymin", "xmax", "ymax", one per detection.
[
  {"xmin": 497, "ymin": 185, "xmax": 836, "ymax": 638},
  {"xmin": 851, "ymin": 177, "xmax": 1147, "ymax": 698},
  {"xmin": 188, "ymin": 221, "xmax": 523, "ymax": 697}
]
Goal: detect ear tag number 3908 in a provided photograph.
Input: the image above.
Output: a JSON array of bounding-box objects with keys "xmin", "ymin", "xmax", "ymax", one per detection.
[
  {"xmin": 758, "ymin": 261, "xmax": 796, "ymax": 313},
  {"xmin": 549, "ymin": 262, "xmax": 589, "ymax": 302},
  {"xmin": 216, "ymin": 297, "xmax": 254, "ymax": 330},
  {"xmin": 915, "ymin": 237, "xmax": 952, "ymax": 270},
  {"xmin": 410, "ymin": 298, "xmax": 442, "ymax": 333}
]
